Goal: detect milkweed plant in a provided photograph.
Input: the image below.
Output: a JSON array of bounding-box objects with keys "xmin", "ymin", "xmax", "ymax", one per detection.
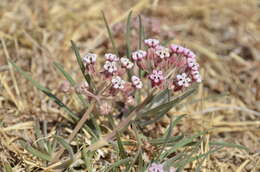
[{"xmin": 11, "ymin": 12, "xmax": 248, "ymax": 172}]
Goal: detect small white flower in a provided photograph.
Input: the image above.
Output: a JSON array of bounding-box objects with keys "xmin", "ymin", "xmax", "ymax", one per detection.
[
  {"xmin": 176, "ymin": 73, "xmax": 191, "ymax": 87},
  {"xmin": 155, "ymin": 46, "xmax": 170, "ymax": 59},
  {"xmin": 149, "ymin": 70, "xmax": 164, "ymax": 84},
  {"xmin": 83, "ymin": 53, "xmax": 97, "ymax": 65},
  {"xmin": 103, "ymin": 61, "xmax": 117, "ymax": 73},
  {"xmin": 120, "ymin": 57, "xmax": 134, "ymax": 69},
  {"xmin": 105, "ymin": 53, "xmax": 119, "ymax": 62},
  {"xmin": 111, "ymin": 76, "xmax": 125, "ymax": 89},
  {"xmin": 132, "ymin": 50, "xmax": 147, "ymax": 61},
  {"xmin": 191, "ymin": 70, "xmax": 202, "ymax": 82},
  {"xmin": 131, "ymin": 75, "xmax": 143, "ymax": 89},
  {"xmin": 144, "ymin": 38, "xmax": 160, "ymax": 47}
]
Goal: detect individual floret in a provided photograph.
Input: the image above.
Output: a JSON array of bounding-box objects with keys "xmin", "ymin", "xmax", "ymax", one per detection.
[
  {"xmin": 103, "ymin": 61, "xmax": 117, "ymax": 73},
  {"xmin": 111, "ymin": 76, "xmax": 125, "ymax": 89},
  {"xmin": 155, "ymin": 46, "xmax": 170, "ymax": 59},
  {"xmin": 120, "ymin": 57, "xmax": 134, "ymax": 69},
  {"xmin": 83, "ymin": 53, "xmax": 97, "ymax": 65},
  {"xmin": 132, "ymin": 50, "xmax": 147, "ymax": 61},
  {"xmin": 149, "ymin": 70, "xmax": 164, "ymax": 86},
  {"xmin": 176, "ymin": 73, "xmax": 191, "ymax": 87},
  {"xmin": 105, "ymin": 53, "xmax": 119, "ymax": 62},
  {"xmin": 131, "ymin": 75, "xmax": 143, "ymax": 89},
  {"xmin": 144, "ymin": 38, "xmax": 160, "ymax": 48}
]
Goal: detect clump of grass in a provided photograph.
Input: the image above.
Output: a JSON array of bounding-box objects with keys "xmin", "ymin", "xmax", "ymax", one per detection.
[{"xmin": 9, "ymin": 11, "xmax": 248, "ymax": 171}]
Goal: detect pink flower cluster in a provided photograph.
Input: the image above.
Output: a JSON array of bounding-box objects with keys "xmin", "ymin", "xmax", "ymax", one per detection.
[{"xmin": 80, "ymin": 38, "xmax": 202, "ymax": 98}]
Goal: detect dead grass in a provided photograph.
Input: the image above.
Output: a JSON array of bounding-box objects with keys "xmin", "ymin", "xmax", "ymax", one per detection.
[{"xmin": 0, "ymin": 0, "xmax": 259, "ymax": 171}]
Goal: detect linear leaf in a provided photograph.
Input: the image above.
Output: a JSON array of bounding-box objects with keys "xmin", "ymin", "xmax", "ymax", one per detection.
[
  {"xmin": 138, "ymin": 15, "xmax": 143, "ymax": 50},
  {"xmin": 35, "ymin": 121, "xmax": 48, "ymax": 152},
  {"xmin": 104, "ymin": 157, "xmax": 132, "ymax": 172},
  {"xmin": 71, "ymin": 40, "xmax": 93, "ymax": 90},
  {"xmin": 209, "ymin": 141, "xmax": 249, "ymax": 151},
  {"xmin": 141, "ymin": 88, "xmax": 196, "ymax": 118},
  {"xmin": 126, "ymin": 10, "xmax": 133, "ymax": 58},
  {"xmin": 101, "ymin": 11, "xmax": 118, "ymax": 56},
  {"xmin": 20, "ymin": 141, "xmax": 52, "ymax": 161},
  {"xmin": 149, "ymin": 135, "xmax": 184, "ymax": 145},
  {"xmin": 53, "ymin": 62, "xmax": 87, "ymax": 106},
  {"xmin": 10, "ymin": 61, "xmax": 78, "ymax": 121},
  {"xmin": 116, "ymin": 132, "xmax": 127, "ymax": 159},
  {"xmin": 160, "ymin": 131, "xmax": 207, "ymax": 159},
  {"xmin": 175, "ymin": 147, "xmax": 223, "ymax": 169},
  {"xmin": 156, "ymin": 117, "xmax": 174, "ymax": 161},
  {"xmin": 53, "ymin": 135, "xmax": 74, "ymax": 160}
]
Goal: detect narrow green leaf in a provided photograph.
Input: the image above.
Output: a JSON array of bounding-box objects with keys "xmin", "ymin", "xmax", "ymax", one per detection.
[
  {"xmin": 71, "ymin": 40, "xmax": 93, "ymax": 90},
  {"xmin": 149, "ymin": 135, "xmax": 184, "ymax": 145},
  {"xmin": 20, "ymin": 141, "xmax": 52, "ymax": 161},
  {"xmin": 125, "ymin": 11, "xmax": 133, "ymax": 80},
  {"xmin": 53, "ymin": 135, "xmax": 74, "ymax": 160},
  {"xmin": 35, "ymin": 121, "xmax": 47, "ymax": 152},
  {"xmin": 141, "ymin": 88, "xmax": 196, "ymax": 118},
  {"xmin": 175, "ymin": 147, "xmax": 223, "ymax": 169},
  {"xmin": 104, "ymin": 157, "xmax": 132, "ymax": 172},
  {"xmin": 126, "ymin": 124, "xmax": 142, "ymax": 172},
  {"xmin": 10, "ymin": 61, "xmax": 78, "ymax": 121},
  {"xmin": 101, "ymin": 11, "xmax": 118, "ymax": 56},
  {"xmin": 145, "ymin": 89, "xmax": 169, "ymax": 110},
  {"xmin": 209, "ymin": 141, "xmax": 249, "ymax": 151},
  {"xmin": 138, "ymin": 15, "xmax": 143, "ymax": 50},
  {"xmin": 116, "ymin": 132, "xmax": 127, "ymax": 158},
  {"xmin": 126, "ymin": 10, "xmax": 133, "ymax": 58},
  {"xmin": 163, "ymin": 153, "xmax": 186, "ymax": 170},
  {"xmin": 53, "ymin": 62, "xmax": 75, "ymax": 85},
  {"xmin": 107, "ymin": 114, "xmax": 116, "ymax": 129},
  {"xmin": 156, "ymin": 117, "xmax": 174, "ymax": 161},
  {"xmin": 160, "ymin": 131, "xmax": 207, "ymax": 159}
]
